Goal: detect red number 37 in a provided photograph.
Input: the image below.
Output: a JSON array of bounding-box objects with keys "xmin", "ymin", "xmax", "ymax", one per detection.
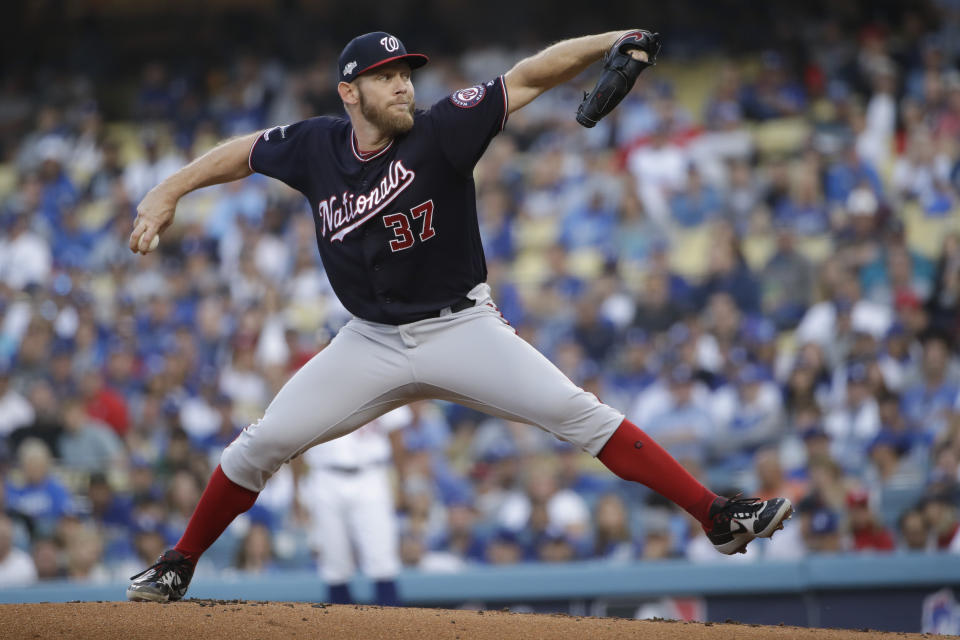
[{"xmin": 382, "ymin": 200, "xmax": 436, "ymax": 252}]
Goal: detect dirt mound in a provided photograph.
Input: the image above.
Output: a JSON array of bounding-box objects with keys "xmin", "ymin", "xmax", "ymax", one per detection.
[{"xmin": 0, "ymin": 601, "xmax": 932, "ymax": 639}]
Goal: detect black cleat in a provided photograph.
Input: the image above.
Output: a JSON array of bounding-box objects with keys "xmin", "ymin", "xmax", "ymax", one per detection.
[
  {"xmin": 127, "ymin": 549, "xmax": 195, "ymax": 602},
  {"xmin": 704, "ymin": 496, "xmax": 793, "ymax": 555}
]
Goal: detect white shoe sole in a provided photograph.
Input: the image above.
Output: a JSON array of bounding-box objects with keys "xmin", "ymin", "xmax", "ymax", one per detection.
[
  {"xmin": 756, "ymin": 498, "xmax": 793, "ymax": 539},
  {"xmin": 127, "ymin": 586, "xmax": 171, "ymax": 602}
]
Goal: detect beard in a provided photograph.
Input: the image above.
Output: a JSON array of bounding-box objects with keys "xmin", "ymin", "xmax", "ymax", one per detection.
[{"xmin": 357, "ymin": 89, "xmax": 415, "ymax": 138}]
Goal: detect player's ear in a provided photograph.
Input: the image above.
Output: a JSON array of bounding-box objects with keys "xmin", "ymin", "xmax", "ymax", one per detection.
[{"xmin": 338, "ymin": 81, "xmax": 360, "ymax": 106}]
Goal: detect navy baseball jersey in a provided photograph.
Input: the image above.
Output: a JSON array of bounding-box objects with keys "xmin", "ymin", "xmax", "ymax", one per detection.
[{"xmin": 249, "ymin": 76, "xmax": 509, "ymax": 325}]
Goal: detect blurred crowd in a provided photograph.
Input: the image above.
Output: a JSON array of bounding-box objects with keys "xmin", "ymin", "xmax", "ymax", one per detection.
[{"xmin": 4, "ymin": 5, "xmax": 960, "ymax": 587}]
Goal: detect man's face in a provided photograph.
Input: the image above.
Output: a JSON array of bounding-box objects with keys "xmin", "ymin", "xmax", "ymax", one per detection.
[
  {"xmin": 923, "ymin": 339, "xmax": 949, "ymax": 378},
  {"xmin": 354, "ymin": 61, "xmax": 415, "ymax": 136},
  {"xmin": 901, "ymin": 512, "xmax": 928, "ymax": 549}
]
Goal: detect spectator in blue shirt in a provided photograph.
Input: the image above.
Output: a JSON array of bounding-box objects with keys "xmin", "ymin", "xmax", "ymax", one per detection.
[
  {"xmin": 901, "ymin": 331, "xmax": 959, "ymax": 443},
  {"xmin": 478, "ymin": 187, "xmax": 516, "ymax": 261},
  {"xmin": 4, "ymin": 439, "xmax": 73, "ymax": 537},
  {"xmin": 738, "ymin": 51, "xmax": 806, "ymax": 121},
  {"xmin": 197, "ymin": 393, "xmax": 242, "ymax": 461},
  {"xmin": 554, "ymin": 440, "xmax": 615, "ymax": 504},
  {"xmin": 217, "ymin": 86, "xmax": 266, "ymax": 138},
  {"xmin": 427, "ymin": 492, "xmax": 486, "ymax": 564},
  {"xmin": 606, "ymin": 328, "xmax": 657, "ymax": 411},
  {"xmin": 87, "ymin": 472, "xmax": 134, "ymax": 533},
  {"xmin": 483, "ymin": 527, "xmax": 524, "ymax": 565},
  {"xmin": 543, "ymin": 245, "xmax": 585, "ymax": 302},
  {"xmin": 773, "ymin": 170, "xmax": 831, "ymax": 236},
  {"xmin": 51, "ymin": 206, "xmax": 98, "ymax": 270},
  {"xmin": 824, "ymin": 144, "xmax": 883, "ymax": 205},
  {"xmin": 712, "ymin": 363, "xmax": 786, "ymax": 469},
  {"xmin": 631, "ymin": 364, "xmax": 715, "ymax": 466},
  {"xmin": 570, "ymin": 293, "xmax": 618, "ymax": 365},
  {"xmin": 135, "ymin": 294, "xmax": 180, "ymax": 359},
  {"xmin": 36, "ymin": 140, "xmax": 78, "ymax": 229},
  {"xmin": 486, "ymin": 258, "xmax": 525, "ymax": 327},
  {"xmin": 615, "ymin": 186, "xmax": 667, "ymax": 265},
  {"xmin": 669, "ymin": 165, "xmax": 723, "ymax": 228},
  {"xmin": 85, "ymin": 472, "xmax": 136, "ymax": 562},
  {"xmin": 697, "ymin": 230, "xmax": 760, "ymax": 313},
  {"xmin": 135, "ymin": 62, "xmax": 178, "ymax": 121},
  {"xmin": 560, "ymin": 189, "xmax": 618, "ymax": 253}
]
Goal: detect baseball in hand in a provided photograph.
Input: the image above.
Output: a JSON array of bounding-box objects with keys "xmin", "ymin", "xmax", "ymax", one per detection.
[{"xmin": 148, "ymin": 235, "xmax": 159, "ymax": 252}]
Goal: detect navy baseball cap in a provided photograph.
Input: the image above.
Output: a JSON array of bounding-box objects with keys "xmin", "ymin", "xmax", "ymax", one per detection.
[{"xmin": 338, "ymin": 32, "xmax": 429, "ymax": 83}]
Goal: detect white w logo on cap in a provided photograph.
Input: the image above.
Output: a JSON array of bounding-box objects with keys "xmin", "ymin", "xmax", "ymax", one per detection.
[{"xmin": 380, "ymin": 35, "xmax": 399, "ymax": 52}]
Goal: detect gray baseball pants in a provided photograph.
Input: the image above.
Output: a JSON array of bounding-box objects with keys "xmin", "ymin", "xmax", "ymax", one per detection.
[{"xmin": 220, "ymin": 284, "xmax": 624, "ymax": 491}]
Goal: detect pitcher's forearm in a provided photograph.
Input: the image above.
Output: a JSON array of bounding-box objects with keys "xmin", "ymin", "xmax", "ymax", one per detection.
[
  {"xmin": 154, "ymin": 132, "xmax": 259, "ymax": 200},
  {"xmin": 505, "ymin": 31, "xmax": 646, "ymax": 113},
  {"xmin": 130, "ymin": 131, "xmax": 262, "ymax": 254},
  {"xmin": 511, "ymin": 32, "xmax": 621, "ymax": 91}
]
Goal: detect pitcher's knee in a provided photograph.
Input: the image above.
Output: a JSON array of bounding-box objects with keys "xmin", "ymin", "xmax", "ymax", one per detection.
[
  {"xmin": 220, "ymin": 424, "xmax": 299, "ymax": 492},
  {"xmin": 542, "ymin": 402, "xmax": 623, "ymax": 457},
  {"xmin": 220, "ymin": 443, "xmax": 269, "ymax": 492}
]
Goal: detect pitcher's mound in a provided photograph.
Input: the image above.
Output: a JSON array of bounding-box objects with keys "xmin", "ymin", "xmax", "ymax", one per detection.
[{"xmin": 0, "ymin": 601, "xmax": 932, "ymax": 639}]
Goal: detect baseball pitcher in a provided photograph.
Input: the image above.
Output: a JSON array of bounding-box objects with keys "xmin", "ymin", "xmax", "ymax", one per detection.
[{"xmin": 127, "ymin": 29, "xmax": 791, "ymax": 603}]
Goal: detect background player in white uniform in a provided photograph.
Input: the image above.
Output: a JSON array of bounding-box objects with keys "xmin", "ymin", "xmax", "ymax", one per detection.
[
  {"xmin": 300, "ymin": 407, "xmax": 409, "ymax": 606},
  {"xmin": 126, "ymin": 29, "xmax": 792, "ymax": 603}
]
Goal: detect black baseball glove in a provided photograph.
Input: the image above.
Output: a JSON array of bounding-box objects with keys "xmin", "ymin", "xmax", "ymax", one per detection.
[{"xmin": 576, "ymin": 30, "xmax": 662, "ymax": 128}]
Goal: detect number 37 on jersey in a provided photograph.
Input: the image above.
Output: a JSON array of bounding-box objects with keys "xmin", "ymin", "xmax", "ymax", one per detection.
[{"xmin": 382, "ymin": 200, "xmax": 436, "ymax": 252}]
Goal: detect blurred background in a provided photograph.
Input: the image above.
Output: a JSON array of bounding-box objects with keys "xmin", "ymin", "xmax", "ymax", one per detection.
[{"xmin": 1, "ymin": 0, "xmax": 960, "ymax": 631}]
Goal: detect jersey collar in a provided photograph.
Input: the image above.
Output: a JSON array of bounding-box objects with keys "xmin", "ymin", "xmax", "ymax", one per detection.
[{"xmin": 350, "ymin": 130, "xmax": 393, "ymax": 162}]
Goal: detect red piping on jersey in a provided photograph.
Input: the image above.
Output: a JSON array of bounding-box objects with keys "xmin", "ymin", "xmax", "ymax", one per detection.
[
  {"xmin": 353, "ymin": 53, "xmax": 430, "ymax": 79},
  {"xmin": 499, "ymin": 75, "xmax": 509, "ymax": 132},
  {"xmin": 248, "ymin": 132, "xmax": 264, "ymax": 172},
  {"xmin": 350, "ymin": 130, "xmax": 394, "ymax": 162}
]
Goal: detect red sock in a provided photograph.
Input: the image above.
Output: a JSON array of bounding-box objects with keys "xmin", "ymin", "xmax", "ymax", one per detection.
[
  {"xmin": 598, "ymin": 419, "xmax": 719, "ymax": 528},
  {"xmin": 173, "ymin": 465, "xmax": 258, "ymax": 563}
]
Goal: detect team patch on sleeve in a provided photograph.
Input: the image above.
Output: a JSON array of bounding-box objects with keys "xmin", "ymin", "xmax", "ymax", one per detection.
[{"xmin": 450, "ymin": 84, "xmax": 486, "ymax": 108}]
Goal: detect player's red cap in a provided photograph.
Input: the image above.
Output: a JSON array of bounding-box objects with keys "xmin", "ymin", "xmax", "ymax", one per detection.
[{"xmin": 338, "ymin": 32, "xmax": 429, "ymax": 83}]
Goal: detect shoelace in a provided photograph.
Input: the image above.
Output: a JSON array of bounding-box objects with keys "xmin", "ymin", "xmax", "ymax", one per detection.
[
  {"xmin": 714, "ymin": 495, "xmax": 762, "ymax": 523},
  {"xmin": 130, "ymin": 555, "xmax": 191, "ymax": 584}
]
